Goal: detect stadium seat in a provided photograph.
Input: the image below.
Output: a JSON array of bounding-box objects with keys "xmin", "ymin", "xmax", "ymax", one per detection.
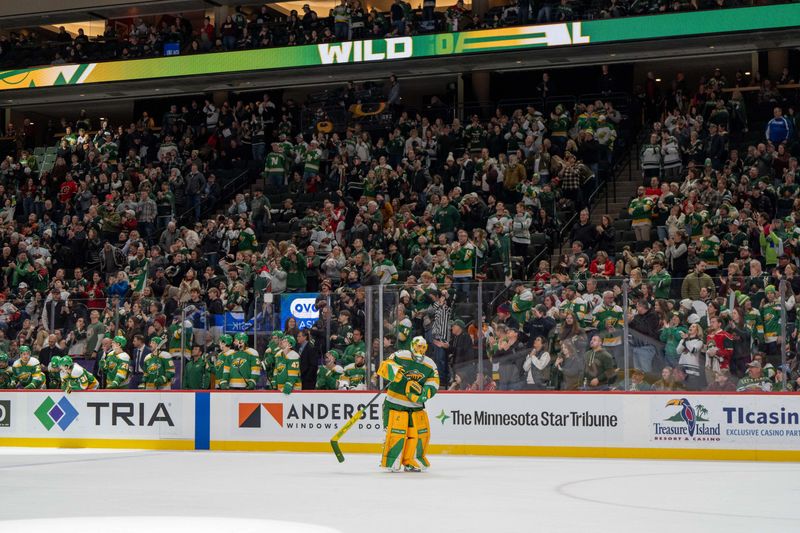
[{"xmin": 613, "ymin": 219, "xmax": 632, "ymax": 231}]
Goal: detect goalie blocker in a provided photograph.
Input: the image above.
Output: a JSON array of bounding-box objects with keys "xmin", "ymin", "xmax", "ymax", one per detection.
[{"xmin": 377, "ymin": 336, "xmax": 439, "ymax": 472}]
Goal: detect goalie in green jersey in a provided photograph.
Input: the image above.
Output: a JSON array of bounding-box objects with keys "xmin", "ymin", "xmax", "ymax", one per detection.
[{"xmin": 376, "ymin": 336, "xmax": 440, "ymax": 472}]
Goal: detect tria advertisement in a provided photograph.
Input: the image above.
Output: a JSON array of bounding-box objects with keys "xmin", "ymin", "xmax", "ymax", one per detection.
[
  {"xmin": 0, "ymin": 5, "xmax": 797, "ymax": 92},
  {"xmin": 0, "ymin": 391, "xmax": 195, "ymax": 447},
  {"xmin": 3, "ymin": 391, "xmax": 800, "ymax": 461}
]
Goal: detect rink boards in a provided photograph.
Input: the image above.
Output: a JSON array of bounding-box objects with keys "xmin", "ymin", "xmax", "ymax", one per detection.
[{"xmin": 1, "ymin": 391, "xmax": 800, "ymax": 461}]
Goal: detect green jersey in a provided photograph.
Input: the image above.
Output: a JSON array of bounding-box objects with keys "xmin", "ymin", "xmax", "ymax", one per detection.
[
  {"xmin": 316, "ymin": 365, "xmax": 343, "ymax": 390},
  {"xmin": 168, "ymin": 322, "xmax": 192, "ymax": 355},
  {"xmin": 0, "ymin": 365, "xmax": 15, "ymax": 388},
  {"xmin": 560, "ymin": 297, "xmax": 592, "ymax": 329},
  {"xmin": 723, "ymin": 230, "xmax": 748, "ymax": 250},
  {"xmin": 46, "ymin": 361, "xmax": 62, "ymax": 390},
  {"xmin": 274, "ymin": 349, "xmax": 301, "ymax": 394},
  {"xmin": 744, "ymin": 309, "xmax": 764, "ymax": 344},
  {"xmin": 99, "ymin": 141, "xmax": 118, "ymax": 161},
  {"xmin": 433, "ymin": 204, "xmax": 461, "ymax": 235},
  {"xmin": 62, "ymin": 363, "xmax": 98, "ymax": 391},
  {"xmin": 340, "ymin": 363, "xmax": 367, "ymax": 390},
  {"xmin": 265, "ymin": 152, "xmax": 286, "ymax": 175},
  {"xmin": 464, "ymin": 124, "xmax": 485, "ymax": 150},
  {"xmin": 761, "ymin": 302, "xmax": 781, "ymax": 343},
  {"xmin": 303, "ymin": 149, "xmax": 321, "ymax": 174},
  {"xmin": 102, "ymin": 351, "xmax": 131, "ymax": 388},
  {"xmin": 143, "ymin": 351, "xmax": 175, "ymax": 390},
  {"xmin": 511, "ymin": 291, "xmax": 534, "ymax": 324},
  {"xmin": 226, "ymin": 348, "xmax": 260, "ymax": 389},
  {"xmin": 330, "ymin": 322, "xmax": 353, "ymax": 352},
  {"xmin": 280, "ymin": 254, "xmax": 307, "ymax": 290},
  {"xmin": 686, "ymin": 212, "xmax": 706, "ymax": 241},
  {"xmin": 261, "ymin": 340, "xmax": 281, "ymax": 380},
  {"xmin": 12, "ymin": 357, "xmax": 44, "ymax": 389},
  {"xmin": 648, "ymin": 270, "xmax": 672, "ymax": 299},
  {"xmin": 450, "ymin": 243, "xmax": 475, "ymax": 278},
  {"xmin": 736, "ymin": 375, "xmax": 772, "ymax": 392},
  {"xmin": 183, "ymin": 355, "xmax": 211, "ymax": 390},
  {"xmin": 549, "ymin": 115, "xmax": 569, "ymax": 137},
  {"xmin": 342, "ymin": 341, "xmax": 366, "ymax": 366},
  {"xmin": 698, "ymin": 236, "xmax": 721, "ymax": 268},
  {"xmin": 628, "ymin": 197, "xmax": 653, "ymax": 224},
  {"xmin": 592, "ymin": 303, "xmax": 624, "ymax": 346},
  {"xmin": 387, "ymin": 136, "xmax": 405, "ymax": 157},
  {"xmin": 214, "ymin": 349, "xmax": 235, "ymax": 389},
  {"xmin": 382, "ymin": 350, "xmax": 440, "ymax": 412},
  {"xmin": 660, "ymin": 326, "xmax": 688, "ymax": 362},
  {"xmin": 395, "ymin": 318, "xmax": 413, "ymax": 351}
]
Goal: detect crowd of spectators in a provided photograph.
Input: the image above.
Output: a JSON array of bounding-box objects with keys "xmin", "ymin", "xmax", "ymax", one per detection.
[
  {"xmin": 513, "ymin": 65, "xmax": 799, "ymax": 393},
  {"xmin": 0, "ymin": 0, "xmax": 787, "ymax": 70},
  {"xmin": 0, "ymin": 63, "xmax": 630, "ymax": 391},
  {"xmin": 0, "ymin": 62, "xmax": 798, "ymax": 395}
]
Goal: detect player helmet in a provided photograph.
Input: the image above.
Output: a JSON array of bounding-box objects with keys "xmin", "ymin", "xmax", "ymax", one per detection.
[
  {"xmin": 219, "ymin": 334, "xmax": 233, "ymax": 347},
  {"xmin": 150, "ymin": 336, "xmax": 163, "ymax": 347},
  {"xmin": 19, "ymin": 345, "xmax": 31, "ymax": 354},
  {"xmin": 284, "ymin": 335, "xmax": 297, "ymax": 348},
  {"xmin": 234, "ymin": 332, "xmax": 249, "ymax": 345},
  {"xmin": 61, "ymin": 356, "xmax": 74, "ymax": 367},
  {"xmin": 411, "ymin": 336, "xmax": 427, "ymax": 361},
  {"xmin": 0, "ymin": 352, "xmax": 8, "ymax": 363},
  {"xmin": 113, "ymin": 335, "xmax": 128, "ymax": 348},
  {"xmin": 50, "ymin": 356, "xmax": 62, "ymax": 368}
]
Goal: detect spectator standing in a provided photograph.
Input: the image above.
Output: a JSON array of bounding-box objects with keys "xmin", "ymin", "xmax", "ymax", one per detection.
[
  {"xmin": 628, "ymin": 186, "xmax": 654, "ymax": 241},
  {"xmin": 766, "ymin": 107, "xmax": 792, "ymax": 145}
]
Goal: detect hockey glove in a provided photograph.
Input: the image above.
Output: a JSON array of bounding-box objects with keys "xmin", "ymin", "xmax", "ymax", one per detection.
[
  {"xmin": 282, "ymin": 382, "xmax": 293, "ymax": 395},
  {"xmin": 406, "ymin": 380, "xmax": 423, "ymax": 403},
  {"xmin": 378, "ymin": 359, "xmax": 404, "ymax": 383}
]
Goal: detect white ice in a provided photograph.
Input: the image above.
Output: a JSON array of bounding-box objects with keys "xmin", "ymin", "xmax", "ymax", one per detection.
[{"xmin": 1, "ymin": 448, "xmax": 797, "ymax": 533}]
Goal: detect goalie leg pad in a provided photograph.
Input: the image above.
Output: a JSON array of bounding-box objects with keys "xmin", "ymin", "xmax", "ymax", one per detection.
[
  {"xmin": 401, "ymin": 416, "xmax": 420, "ymax": 469},
  {"xmin": 410, "ymin": 410, "xmax": 431, "ymax": 468},
  {"xmin": 381, "ymin": 409, "xmax": 409, "ymax": 470}
]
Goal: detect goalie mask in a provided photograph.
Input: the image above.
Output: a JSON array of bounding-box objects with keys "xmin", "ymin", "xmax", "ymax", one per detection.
[{"xmin": 410, "ymin": 336, "xmax": 427, "ymax": 362}]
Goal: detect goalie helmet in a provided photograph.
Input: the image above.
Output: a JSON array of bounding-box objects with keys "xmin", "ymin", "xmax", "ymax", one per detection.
[{"xmin": 410, "ymin": 336, "xmax": 427, "ymax": 361}]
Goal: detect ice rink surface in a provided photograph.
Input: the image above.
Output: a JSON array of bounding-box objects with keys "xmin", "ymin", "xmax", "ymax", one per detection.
[{"xmin": 1, "ymin": 447, "xmax": 798, "ymax": 533}]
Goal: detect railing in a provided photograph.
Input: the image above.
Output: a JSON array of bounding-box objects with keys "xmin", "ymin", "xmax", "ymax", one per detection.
[{"xmin": 12, "ymin": 273, "xmax": 795, "ymax": 396}]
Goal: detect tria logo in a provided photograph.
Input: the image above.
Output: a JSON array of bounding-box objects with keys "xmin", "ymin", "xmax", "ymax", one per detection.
[
  {"xmin": 35, "ymin": 396, "xmax": 78, "ymax": 431},
  {"xmin": 239, "ymin": 402, "xmax": 283, "ymax": 428}
]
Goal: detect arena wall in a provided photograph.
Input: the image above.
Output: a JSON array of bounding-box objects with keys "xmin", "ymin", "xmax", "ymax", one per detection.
[{"xmin": 1, "ymin": 391, "xmax": 799, "ymax": 462}]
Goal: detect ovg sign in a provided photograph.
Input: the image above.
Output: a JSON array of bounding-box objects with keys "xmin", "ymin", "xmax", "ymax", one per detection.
[{"xmin": 281, "ymin": 293, "xmax": 320, "ymax": 329}]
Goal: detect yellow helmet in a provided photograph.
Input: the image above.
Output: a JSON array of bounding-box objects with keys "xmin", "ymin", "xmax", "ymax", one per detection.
[{"xmin": 410, "ymin": 336, "xmax": 428, "ymax": 360}]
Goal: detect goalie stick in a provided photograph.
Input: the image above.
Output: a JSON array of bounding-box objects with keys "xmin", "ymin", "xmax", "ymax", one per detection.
[{"xmin": 330, "ymin": 382, "xmax": 389, "ymax": 463}]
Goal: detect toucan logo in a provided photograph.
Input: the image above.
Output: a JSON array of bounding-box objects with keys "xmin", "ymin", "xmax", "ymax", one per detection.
[
  {"xmin": 653, "ymin": 398, "xmax": 719, "ymax": 440},
  {"xmin": 239, "ymin": 402, "xmax": 283, "ymax": 428},
  {"xmin": 665, "ymin": 398, "xmax": 709, "ymax": 437}
]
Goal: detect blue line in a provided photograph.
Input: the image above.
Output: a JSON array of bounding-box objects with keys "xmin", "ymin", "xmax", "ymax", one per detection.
[{"xmin": 195, "ymin": 392, "xmax": 210, "ymax": 450}]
